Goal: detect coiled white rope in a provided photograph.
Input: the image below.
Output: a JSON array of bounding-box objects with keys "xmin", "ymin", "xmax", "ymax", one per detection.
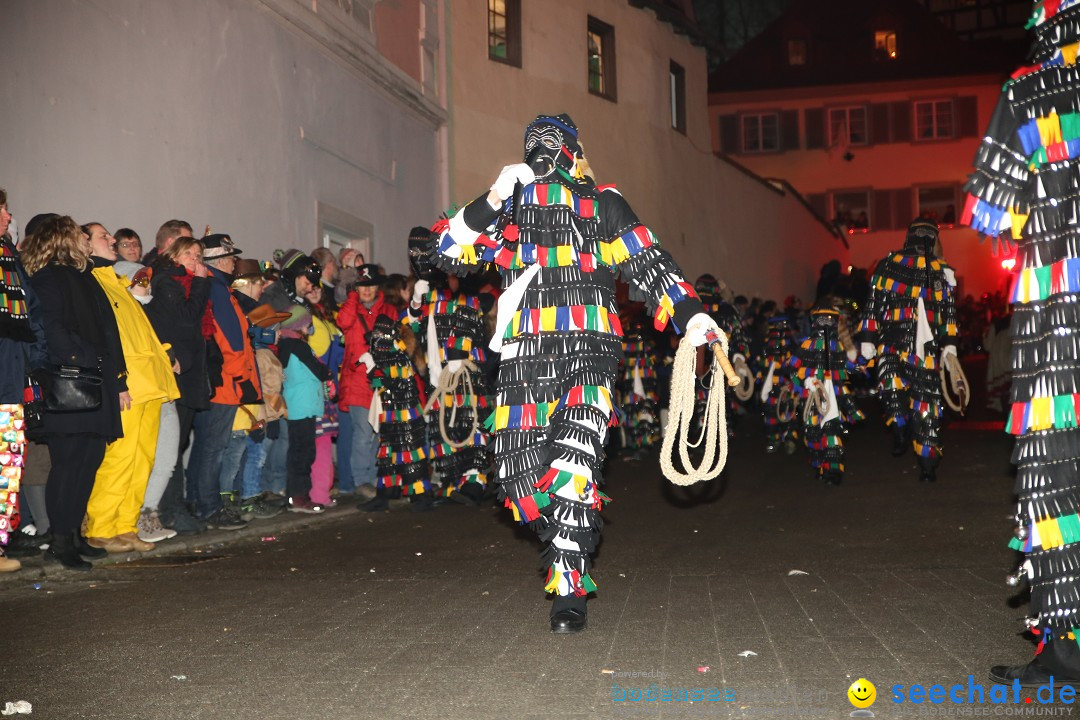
[
  {"xmin": 940, "ymin": 353, "xmax": 970, "ymax": 414},
  {"xmin": 661, "ymin": 335, "xmax": 729, "ymax": 486},
  {"xmin": 424, "ymin": 359, "xmax": 480, "ymax": 448}
]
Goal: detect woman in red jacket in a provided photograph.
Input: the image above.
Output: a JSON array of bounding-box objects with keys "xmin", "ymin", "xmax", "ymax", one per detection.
[{"xmin": 336, "ymin": 264, "xmax": 391, "ymax": 502}]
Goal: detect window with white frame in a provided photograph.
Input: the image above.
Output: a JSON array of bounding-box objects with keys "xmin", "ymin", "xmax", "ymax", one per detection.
[
  {"xmin": 828, "ymin": 106, "xmax": 867, "ymax": 147},
  {"xmin": 914, "ymin": 99, "xmax": 954, "ymax": 140},
  {"xmin": 741, "ymin": 113, "xmax": 779, "ymax": 153}
]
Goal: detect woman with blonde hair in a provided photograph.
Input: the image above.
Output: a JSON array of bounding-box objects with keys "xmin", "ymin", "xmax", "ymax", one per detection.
[{"xmin": 22, "ymin": 216, "xmax": 125, "ymax": 570}]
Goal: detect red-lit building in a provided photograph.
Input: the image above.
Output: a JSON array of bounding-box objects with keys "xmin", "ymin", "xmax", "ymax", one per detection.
[{"xmin": 708, "ymin": 0, "xmax": 1021, "ymax": 298}]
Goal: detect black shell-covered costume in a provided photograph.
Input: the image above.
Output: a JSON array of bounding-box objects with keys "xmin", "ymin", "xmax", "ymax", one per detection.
[
  {"xmin": 429, "ymin": 115, "xmax": 704, "ymax": 597},
  {"xmin": 962, "ymin": 1, "xmax": 1080, "ymax": 659},
  {"xmin": 367, "ymin": 313, "xmax": 429, "ymax": 494}
]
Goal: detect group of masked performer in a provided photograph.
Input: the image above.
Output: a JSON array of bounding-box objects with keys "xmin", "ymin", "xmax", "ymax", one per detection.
[
  {"xmin": 358, "ymin": 228, "xmax": 496, "ymax": 513},
  {"xmin": 410, "ymin": 112, "xmax": 965, "ymax": 636}
]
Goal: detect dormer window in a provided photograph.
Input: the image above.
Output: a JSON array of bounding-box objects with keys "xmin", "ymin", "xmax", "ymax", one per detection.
[
  {"xmin": 875, "ymin": 30, "xmax": 897, "ymax": 60},
  {"xmin": 787, "ymin": 39, "xmax": 807, "ymax": 66}
]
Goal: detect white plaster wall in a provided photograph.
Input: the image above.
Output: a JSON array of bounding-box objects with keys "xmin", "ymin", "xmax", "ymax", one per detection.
[
  {"xmin": 0, "ymin": 0, "xmax": 440, "ymax": 273},
  {"xmin": 447, "ymin": 0, "xmax": 846, "ymax": 302}
]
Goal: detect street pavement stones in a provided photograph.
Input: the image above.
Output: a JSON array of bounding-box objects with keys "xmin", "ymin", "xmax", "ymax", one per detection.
[{"xmin": 2, "ymin": 411, "xmax": 1074, "ymax": 719}]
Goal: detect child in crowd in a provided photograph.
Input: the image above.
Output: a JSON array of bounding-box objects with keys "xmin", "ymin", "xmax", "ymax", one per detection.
[{"xmin": 277, "ymin": 306, "xmax": 330, "ymax": 513}]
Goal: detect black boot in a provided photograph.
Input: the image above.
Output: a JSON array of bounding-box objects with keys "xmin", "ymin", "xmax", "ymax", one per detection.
[
  {"xmin": 449, "ymin": 482, "xmax": 484, "ymax": 507},
  {"xmin": 550, "ymin": 594, "xmax": 588, "ymax": 633},
  {"xmin": 918, "ymin": 457, "xmax": 938, "ymax": 484},
  {"xmin": 4, "ymin": 529, "xmax": 48, "ymax": 558},
  {"xmin": 358, "ymin": 488, "xmax": 389, "ymax": 512},
  {"xmin": 47, "ymin": 531, "xmax": 92, "ymax": 571},
  {"xmin": 990, "ymin": 637, "xmax": 1080, "ymax": 687},
  {"xmin": 73, "ymin": 531, "xmax": 107, "ymax": 559},
  {"xmin": 822, "ymin": 471, "xmax": 843, "ymax": 487},
  {"xmin": 410, "ymin": 493, "xmax": 434, "ymax": 513},
  {"xmin": 891, "ymin": 425, "xmax": 908, "ymax": 457}
]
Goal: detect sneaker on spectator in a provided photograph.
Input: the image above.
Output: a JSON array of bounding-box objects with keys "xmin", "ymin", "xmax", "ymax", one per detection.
[
  {"xmin": 240, "ymin": 496, "xmax": 284, "ymax": 519},
  {"xmin": 287, "ymin": 496, "xmax": 326, "ymax": 514},
  {"xmin": 221, "ymin": 492, "xmax": 253, "ymax": 522},
  {"xmin": 137, "ymin": 510, "xmax": 178, "ymax": 543},
  {"xmin": 260, "ymin": 492, "xmax": 288, "ymax": 509},
  {"xmin": 203, "ymin": 507, "xmax": 248, "ymax": 530},
  {"xmin": 354, "ymin": 484, "xmax": 377, "ymax": 502},
  {"xmin": 160, "ymin": 508, "xmax": 205, "ymax": 535}
]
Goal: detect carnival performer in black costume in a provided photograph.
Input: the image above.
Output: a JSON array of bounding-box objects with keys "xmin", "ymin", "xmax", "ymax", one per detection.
[
  {"xmin": 758, "ymin": 315, "xmax": 798, "ymax": 454},
  {"xmin": 429, "ymin": 113, "xmax": 718, "ymax": 633},
  {"xmin": 363, "ymin": 314, "xmax": 431, "ymax": 511},
  {"xmin": 405, "ymin": 227, "xmax": 494, "ymax": 506},
  {"xmin": 616, "ymin": 319, "xmax": 660, "ymax": 452},
  {"xmin": 858, "ymin": 218, "xmax": 959, "ymax": 483},
  {"xmin": 962, "ymin": 0, "xmax": 1080, "ymax": 684},
  {"xmin": 694, "ymin": 274, "xmax": 752, "ymax": 436},
  {"xmin": 785, "ymin": 308, "xmax": 857, "ymax": 486}
]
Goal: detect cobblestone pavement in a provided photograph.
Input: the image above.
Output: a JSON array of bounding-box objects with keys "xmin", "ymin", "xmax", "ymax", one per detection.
[{"xmin": 3, "ymin": 408, "xmax": 1066, "ymax": 719}]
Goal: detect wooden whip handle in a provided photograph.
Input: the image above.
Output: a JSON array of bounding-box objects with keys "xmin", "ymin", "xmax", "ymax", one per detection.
[{"xmin": 710, "ymin": 336, "xmax": 741, "ymax": 387}]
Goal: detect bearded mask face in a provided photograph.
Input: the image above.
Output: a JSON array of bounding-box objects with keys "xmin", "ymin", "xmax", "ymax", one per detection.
[{"xmin": 524, "ymin": 114, "xmax": 582, "ymax": 181}]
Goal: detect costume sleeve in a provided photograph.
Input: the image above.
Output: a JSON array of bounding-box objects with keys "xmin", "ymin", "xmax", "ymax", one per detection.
[
  {"xmin": 937, "ymin": 265, "xmax": 961, "ymax": 346},
  {"xmin": 444, "ymin": 301, "xmax": 482, "ymax": 361},
  {"xmin": 961, "ymin": 91, "xmax": 1033, "ymax": 239},
  {"xmin": 428, "ymin": 192, "xmax": 502, "ymax": 276},
  {"xmin": 856, "ymin": 267, "xmax": 885, "ymax": 344},
  {"xmin": 598, "ymin": 187, "xmax": 704, "ymax": 334}
]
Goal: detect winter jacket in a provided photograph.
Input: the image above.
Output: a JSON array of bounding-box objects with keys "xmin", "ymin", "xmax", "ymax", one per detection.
[
  {"xmin": 91, "ymin": 261, "xmax": 179, "ymax": 406},
  {"xmin": 279, "ymin": 337, "xmax": 329, "ymax": 420},
  {"xmin": 29, "ymin": 263, "xmax": 125, "ymax": 440},
  {"xmin": 145, "ymin": 260, "xmax": 212, "ymax": 410},
  {"xmin": 336, "ymin": 290, "xmax": 392, "ymax": 411},
  {"xmin": 207, "ymin": 267, "xmax": 261, "ymax": 406},
  {"xmin": 0, "ymin": 237, "xmax": 46, "ymax": 404}
]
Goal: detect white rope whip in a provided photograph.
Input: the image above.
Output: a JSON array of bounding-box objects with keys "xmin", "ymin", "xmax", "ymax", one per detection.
[
  {"xmin": 661, "ymin": 334, "xmax": 730, "ymax": 486},
  {"xmin": 940, "ymin": 353, "xmax": 970, "ymax": 414},
  {"xmin": 424, "ymin": 359, "xmax": 480, "ymax": 448}
]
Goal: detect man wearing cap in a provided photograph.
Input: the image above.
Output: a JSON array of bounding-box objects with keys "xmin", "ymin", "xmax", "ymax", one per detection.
[
  {"xmin": 266, "ymin": 248, "xmax": 322, "ymax": 313},
  {"xmin": 338, "ymin": 263, "xmax": 392, "ymax": 504},
  {"xmin": 186, "ymin": 233, "xmax": 259, "ymax": 529},
  {"xmin": 858, "ymin": 218, "xmax": 959, "ymax": 483}
]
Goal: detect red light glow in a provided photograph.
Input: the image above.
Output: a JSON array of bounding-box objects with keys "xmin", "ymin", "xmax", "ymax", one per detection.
[{"xmin": 1001, "ymin": 257, "xmax": 1016, "ymax": 271}]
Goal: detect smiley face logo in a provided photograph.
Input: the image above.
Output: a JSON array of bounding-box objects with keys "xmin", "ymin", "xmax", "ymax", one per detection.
[{"xmin": 848, "ymin": 678, "xmax": 876, "ymax": 709}]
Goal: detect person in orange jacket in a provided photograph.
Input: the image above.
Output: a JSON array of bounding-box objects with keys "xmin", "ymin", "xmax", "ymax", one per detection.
[{"xmin": 187, "ymin": 234, "xmax": 260, "ymax": 530}]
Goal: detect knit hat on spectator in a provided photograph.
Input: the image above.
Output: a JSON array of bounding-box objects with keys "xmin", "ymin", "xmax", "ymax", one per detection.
[
  {"xmin": 278, "ymin": 304, "xmax": 312, "ymax": 333},
  {"xmin": 354, "ymin": 263, "xmax": 384, "ymax": 287},
  {"xmin": 273, "ymin": 248, "xmax": 321, "ymax": 285},
  {"xmin": 202, "ymin": 233, "xmax": 242, "ymax": 259},
  {"xmin": 113, "ymin": 260, "xmax": 145, "ymax": 283}
]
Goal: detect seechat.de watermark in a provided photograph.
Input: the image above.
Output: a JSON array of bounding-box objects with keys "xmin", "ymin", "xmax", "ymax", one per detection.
[{"xmin": 891, "ymin": 677, "xmax": 1078, "ymax": 707}]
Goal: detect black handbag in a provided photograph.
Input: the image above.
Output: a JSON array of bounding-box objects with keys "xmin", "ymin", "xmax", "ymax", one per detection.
[{"xmin": 35, "ymin": 364, "xmax": 103, "ymax": 412}]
